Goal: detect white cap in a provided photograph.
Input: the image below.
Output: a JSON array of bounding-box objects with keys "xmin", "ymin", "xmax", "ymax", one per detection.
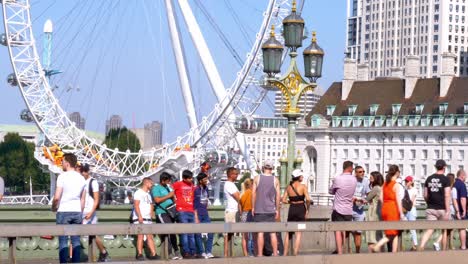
[{"xmin": 292, "ymin": 169, "xmax": 303, "ymax": 178}]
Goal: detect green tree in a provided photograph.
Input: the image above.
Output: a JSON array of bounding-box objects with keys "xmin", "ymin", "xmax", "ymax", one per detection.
[
  {"xmin": 0, "ymin": 133, "xmax": 49, "ymax": 194},
  {"xmin": 104, "ymin": 127, "xmax": 141, "ymax": 152}
]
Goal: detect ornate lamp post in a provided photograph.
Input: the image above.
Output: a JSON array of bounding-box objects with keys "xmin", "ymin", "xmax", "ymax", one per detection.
[{"xmin": 261, "ymin": 1, "xmax": 324, "ymax": 192}]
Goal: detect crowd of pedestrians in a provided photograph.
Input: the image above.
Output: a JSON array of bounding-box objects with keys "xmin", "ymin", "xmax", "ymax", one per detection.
[
  {"xmin": 329, "ymin": 159, "xmax": 468, "ymax": 254},
  {"xmin": 52, "ymin": 153, "xmax": 467, "ymax": 261}
]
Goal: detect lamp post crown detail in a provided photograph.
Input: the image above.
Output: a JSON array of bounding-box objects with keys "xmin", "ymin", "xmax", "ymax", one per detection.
[
  {"xmin": 303, "ymin": 32, "xmax": 324, "ymax": 82},
  {"xmin": 282, "ymin": 0, "xmax": 305, "ymax": 51},
  {"xmin": 261, "ymin": 25, "xmax": 284, "ymax": 77}
]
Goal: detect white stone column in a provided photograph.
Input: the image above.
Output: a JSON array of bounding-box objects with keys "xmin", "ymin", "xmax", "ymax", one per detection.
[
  {"xmin": 405, "ymin": 55, "xmax": 420, "ymax": 98},
  {"xmin": 314, "ymin": 135, "xmax": 331, "ymax": 194},
  {"xmin": 342, "ymin": 58, "xmax": 357, "ymax": 100},
  {"xmin": 440, "ymin": 52, "xmax": 456, "ymax": 97}
]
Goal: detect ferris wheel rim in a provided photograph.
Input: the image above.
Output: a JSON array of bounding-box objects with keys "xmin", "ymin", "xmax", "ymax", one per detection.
[{"xmin": 2, "ymin": 0, "xmax": 294, "ymax": 177}]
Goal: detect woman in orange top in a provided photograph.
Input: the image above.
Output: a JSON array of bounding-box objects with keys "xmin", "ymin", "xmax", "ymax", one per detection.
[
  {"xmin": 373, "ymin": 165, "xmax": 403, "ymax": 252},
  {"xmin": 239, "ymin": 179, "xmax": 253, "ymax": 256}
]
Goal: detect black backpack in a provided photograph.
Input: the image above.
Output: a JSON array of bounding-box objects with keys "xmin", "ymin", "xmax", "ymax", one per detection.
[
  {"xmin": 401, "ymin": 187, "xmax": 413, "ymax": 213},
  {"xmin": 88, "ymin": 178, "xmax": 100, "ymax": 210}
]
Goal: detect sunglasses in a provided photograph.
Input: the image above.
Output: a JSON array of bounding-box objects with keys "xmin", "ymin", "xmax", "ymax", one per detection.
[{"xmin": 356, "ymin": 170, "xmax": 365, "ymax": 173}]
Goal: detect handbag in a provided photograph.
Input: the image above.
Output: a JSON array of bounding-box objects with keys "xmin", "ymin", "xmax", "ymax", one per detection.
[{"xmin": 165, "ymin": 204, "xmax": 178, "ymax": 220}]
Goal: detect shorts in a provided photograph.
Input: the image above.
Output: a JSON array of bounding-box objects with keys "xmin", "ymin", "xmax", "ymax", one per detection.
[
  {"xmin": 132, "ymin": 219, "xmax": 152, "ymax": 224},
  {"xmin": 426, "ymin": 209, "xmax": 446, "ymax": 221},
  {"xmin": 331, "ymin": 210, "xmax": 352, "ymax": 222},
  {"xmin": 82, "ymin": 212, "xmax": 98, "ymax": 225},
  {"xmin": 352, "ymin": 211, "xmax": 365, "ymax": 222},
  {"xmin": 287, "ymin": 203, "xmax": 306, "ymax": 222},
  {"xmin": 253, "ymin": 213, "xmax": 275, "ymax": 223},
  {"xmin": 241, "ymin": 211, "xmax": 253, "ymax": 223},
  {"xmin": 225, "ymin": 211, "xmax": 237, "ymax": 223}
]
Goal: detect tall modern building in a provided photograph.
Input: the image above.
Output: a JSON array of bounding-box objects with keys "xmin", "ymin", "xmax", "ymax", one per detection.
[
  {"xmin": 346, "ymin": 0, "xmax": 468, "ymax": 79},
  {"xmin": 274, "ymin": 89, "xmax": 322, "ymax": 117},
  {"xmin": 144, "ymin": 121, "xmax": 163, "ymax": 147},
  {"xmin": 105, "ymin": 115, "xmax": 122, "ymax": 135},
  {"xmin": 68, "ymin": 112, "xmax": 86, "ymax": 130}
]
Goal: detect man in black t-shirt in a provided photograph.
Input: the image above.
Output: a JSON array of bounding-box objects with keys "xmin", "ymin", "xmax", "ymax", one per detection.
[{"xmin": 418, "ymin": 159, "xmax": 451, "ymax": 251}]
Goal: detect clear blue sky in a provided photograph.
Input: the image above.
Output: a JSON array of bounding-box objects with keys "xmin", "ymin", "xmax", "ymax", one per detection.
[{"xmin": 0, "ymin": 0, "xmax": 346, "ymax": 142}]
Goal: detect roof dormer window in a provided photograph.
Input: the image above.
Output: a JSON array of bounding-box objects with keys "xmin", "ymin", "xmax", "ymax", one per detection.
[
  {"xmin": 348, "ymin": 105, "xmax": 357, "ymax": 116},
  {"xmin": 392, "ymin": 104, "xmax": 402, "ymax": 116},
  {"xmin": 415, "ymin": 104, "xmax": 424, "ymax": 115},
  {"xmin": 439, "ymin": 103, "xmax": 448, "ymax": 115},
  {"xmin": 326, "ymin": 105, "xmax": 336, "ymax": 116},
  {"xmin": 369, "ymin": 104, "xmax": 379, "ymax": 116}
]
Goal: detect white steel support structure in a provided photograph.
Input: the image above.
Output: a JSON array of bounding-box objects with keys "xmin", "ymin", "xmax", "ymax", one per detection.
[
  {"xmin": 177, "ymin": 0, "xmax": 253, "ymax": 172},
  {"xmin": 164, "ymin": 0, "xmax": 198, "ymax": 130}
]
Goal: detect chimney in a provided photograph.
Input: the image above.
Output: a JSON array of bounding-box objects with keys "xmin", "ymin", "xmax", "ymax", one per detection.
[
  {"xmin": 440, "ymin": 52, "xmax": 456, "ymax": 97},
  {"xmin": 357, "ymin": 63, "xmax": 369, "ymax": 81},
  {"xmin": 342, "ymin": 58, "xmax": 357, "ymax": 100},
  {"xmin": 404, "ymin": 55, "xmax": 419, "ymax": 99},
  {"xmin": 390, "ymin": 67, "xmax": 403, "ymax": 79}
]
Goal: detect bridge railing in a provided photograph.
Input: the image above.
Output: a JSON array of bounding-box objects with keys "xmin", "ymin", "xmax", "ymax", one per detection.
[
  {"xmin": 3, "ymin": 220, "xmax": 468, "ymax": 263},
  {"xmin": 0, "ymin": 195, "xmax": 50, "ymax": 205}
]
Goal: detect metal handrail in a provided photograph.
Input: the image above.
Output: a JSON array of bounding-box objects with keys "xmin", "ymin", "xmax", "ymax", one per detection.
[{"xmin": 4, "ymin": 220, "xmax": 468, "ymax": 262}]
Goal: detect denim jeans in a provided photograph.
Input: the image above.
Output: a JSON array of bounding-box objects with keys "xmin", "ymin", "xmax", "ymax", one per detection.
[
  {"xmin": 178, "ymin": 211, "xmax": 196, "ymax": 255},
  {"xmin": 194, "ymin": 214, "xmax": 214, "ymax": 254},
  {"xmin": 56, "ymin": 212, "xmax": 82, "ymax": 263},
  {"xmin": 405, "ymin": 209, "xmax": 418, "ymax": 246}
]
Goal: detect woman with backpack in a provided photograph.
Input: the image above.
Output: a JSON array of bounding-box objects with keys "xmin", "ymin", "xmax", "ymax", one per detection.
[{"xmin": 404, "ymin": 176, "xmax": 418, "ymax": 251}]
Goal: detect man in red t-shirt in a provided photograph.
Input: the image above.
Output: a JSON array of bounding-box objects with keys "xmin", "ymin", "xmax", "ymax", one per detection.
[{"xmin": 173, "ymin": 170, "xmax": 196, "ymax": 258}]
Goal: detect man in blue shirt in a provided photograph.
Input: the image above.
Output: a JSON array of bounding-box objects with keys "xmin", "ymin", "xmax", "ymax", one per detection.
[
  {"xmin": 152, "ymin": 172, "xmax": 182, "ymax": 260},
  {"xmin": 453, "ymin": 169, "xmax": 467, "ymax": 249},
  {"xmin": 194, "ymin": 173, "xmax": 214, "ymax": 259}
]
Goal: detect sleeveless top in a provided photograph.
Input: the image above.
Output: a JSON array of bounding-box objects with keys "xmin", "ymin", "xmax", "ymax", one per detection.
[
  {"xmin": 289, "ymin": 195, "xmax": 305, "ymax": 202},
  {"xmin": 254, "ymin": 175, "xmax": 276, "ymax": 214},
  {"xmin": 288, "ymin": 183, "xmax": 305, "ymax": 202}
]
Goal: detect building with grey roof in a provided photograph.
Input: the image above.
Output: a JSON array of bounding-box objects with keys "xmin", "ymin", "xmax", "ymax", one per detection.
[{"xmin": 296, "ymin": 53, "xmax": 468, "ymax": 199}]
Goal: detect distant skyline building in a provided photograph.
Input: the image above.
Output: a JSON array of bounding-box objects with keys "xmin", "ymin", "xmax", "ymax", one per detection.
[
  {"xmin": 131, "ymin": 121, "xmax": 163, "ymax": 150},
  {"xmin": 105, "ymin": 115, "xmax": 122, "ymax": 135},
  {"xmin": 274, "ymin": 90, "xmax": 322, "ymax": 117},
  {"xmin": 68, "ymin": 112, "xmax": 86, "ymax": 130},
  {"xmin": 346, "ymin": 0, "xmax": 468, "ymax": 79},
  {"xmin": 144, "ymin": 121, "xmax": 163, "ymax": 147}
]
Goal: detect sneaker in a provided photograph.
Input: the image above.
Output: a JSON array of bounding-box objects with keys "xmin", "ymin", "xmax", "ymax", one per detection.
[
  {"xmin": 182, "ymin": 253, "xmax": 193, "ymax": 259},
  {"xmin": 433, "ymin": 242, "xmax": 441, "ymax": 251},
  {"xmin": 147, "ymin": 254, "xmax": 161, "ymax": 260},
  {"xmin": 173, "ymin": 251, "xmax": 182, "ymax": 260},
  {"xmin": 136, "ymin": 254, "xmax": 145, "ymax": 261},
  {"xmin": 201, "ymin": 253, "xmax": 207, "ymax": 258},
  {"xmin": 205, "ymin": 253, "xmax": 215, "ymax": 259},
  {"xmin": 98, "ymin": 251, "xmax": 110, "ymax": 262}
]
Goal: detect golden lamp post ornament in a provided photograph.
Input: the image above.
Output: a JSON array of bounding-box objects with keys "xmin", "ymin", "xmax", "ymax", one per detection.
[{"xmin": 261, "ymin": 0, "xmax": 324, "ymax": 192}]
